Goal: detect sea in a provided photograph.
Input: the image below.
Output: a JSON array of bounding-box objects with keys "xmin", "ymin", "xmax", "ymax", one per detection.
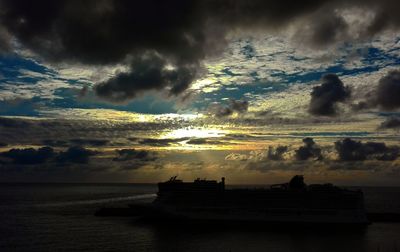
[{"xmin": 1, "ymin": 184, "xmax": 400, "ymax": 252}]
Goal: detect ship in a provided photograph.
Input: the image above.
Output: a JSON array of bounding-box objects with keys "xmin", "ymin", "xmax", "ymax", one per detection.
[{"xmin": 135, "ymin": 175, "xmax": 370, "ymax": 226}]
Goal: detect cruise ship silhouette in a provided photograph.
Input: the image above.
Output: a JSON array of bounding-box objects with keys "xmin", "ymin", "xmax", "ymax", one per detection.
[{"xmin": 143, "ymin": 175, "xmax": 370, "ymax": 225}]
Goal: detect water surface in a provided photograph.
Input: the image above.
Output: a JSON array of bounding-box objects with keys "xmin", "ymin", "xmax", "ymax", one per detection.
[{"xmin": 1, "ymin": 184, "xmax": 399, "ymax": 252}]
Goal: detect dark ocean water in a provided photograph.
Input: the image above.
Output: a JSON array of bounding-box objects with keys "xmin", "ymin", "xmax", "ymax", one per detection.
[{"xmin": 1, "ymin": 184, "xmax": 400, "ymax": 252}]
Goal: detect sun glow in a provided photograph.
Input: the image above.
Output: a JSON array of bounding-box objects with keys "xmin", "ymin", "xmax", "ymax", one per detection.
[{"xmin": 164, "ymin": 127, "xmax": 226, "ymax": 139}]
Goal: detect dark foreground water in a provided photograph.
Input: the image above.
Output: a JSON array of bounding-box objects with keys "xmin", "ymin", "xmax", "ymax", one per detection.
[{"xmin": 1, "ymin": 184, "xmax": 400, "ymax": 252}]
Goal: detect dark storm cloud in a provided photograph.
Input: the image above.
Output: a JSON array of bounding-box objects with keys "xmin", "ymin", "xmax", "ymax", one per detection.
[
  {"xmin": 210, "ymin": 99, "xmax": 249, "ymax": 117},
  {"xmin": 3, "ymin": 1, "xmax": 400, "ymax": 102},
  {"xmin": 113, "ymin": 149, "xmax": 157, "ymax": 162},
  {"xmin": 309, "ymin": 74, "xmax": 350, "ymax": 116},
  {"xmin": 312, "ymin": 12, "xmax": 348, "ymax": 46},
  {"xmin": 363, "ymin": 1, "xmax": 400, "ymax": 38},
  {"xmin": 374, "ymin": 70, "xmax": 400, "ymax": 111},
  {"xmin": 335, "ymin": 138, "xmax": 399, "ymax": 161},
  {"xmin": 0, "ymin": 146, "xmax": 99, "ymax": 165},
  {"xmin": 0, "ymin": 0, "xmax": 208, "ymax": 102},
  {"xmin": 0, "ymin": 146, "xmax": 97, "ymax": 165},
  {"xmin": 56, "ymin": 146, "xmax": 97, "ymax": 164},
  {"xmin": 309, "ymin": 74, "xmax": 351, "ymax": 116},
  {"xmin": 0, "ymin": 147, "xmax": 54, "ymax": 164},
  {"xmin": 295, "ymin": 138, "xmax": 323, "ymax": 161},
  {"xmin": 267, "ymin": 146, "xmax": 288, "ymax": 161},
  {"xmin": 351, "ymin": 70, "xmax": 400, "ymax": 112},
  {"xmin": 94, "ymin": 53, "xmax": 198, "ymax": 102},
  {"xmin": 295, "ymin": 8, "xmax": 349, "ymax": 48},
  {"xmin": 379, "ymin": 117, "xmax": 400, "ymax": 129}
]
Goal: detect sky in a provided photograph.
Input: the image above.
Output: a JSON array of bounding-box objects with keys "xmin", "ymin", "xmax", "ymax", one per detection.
[{"xmin": 1, "ymin": 0, "xmax": 400, "ymax": 185}]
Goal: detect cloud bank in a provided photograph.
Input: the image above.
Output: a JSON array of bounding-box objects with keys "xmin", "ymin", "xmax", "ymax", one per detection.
[
  {"xmin": 2, "ymin": 0, "xmax": 400, "ymax": 103},
  {"xmin": 335, "ymin": 138, "xmax": 399, "ymax": 161},
  {"xmin": 0, "ymin": 146, "xmax": 97, "ymax": 164}
]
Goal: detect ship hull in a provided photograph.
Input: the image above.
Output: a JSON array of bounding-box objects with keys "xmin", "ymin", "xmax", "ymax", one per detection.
[{"xmin": 149, "ymin": 205, "xmax": 370, "ymax": 226}]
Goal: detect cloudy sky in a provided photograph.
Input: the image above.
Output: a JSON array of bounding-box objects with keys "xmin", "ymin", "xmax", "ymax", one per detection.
[{"xmin": 1, "ymin": 0, "xmax": 400, "ymax": 185}]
